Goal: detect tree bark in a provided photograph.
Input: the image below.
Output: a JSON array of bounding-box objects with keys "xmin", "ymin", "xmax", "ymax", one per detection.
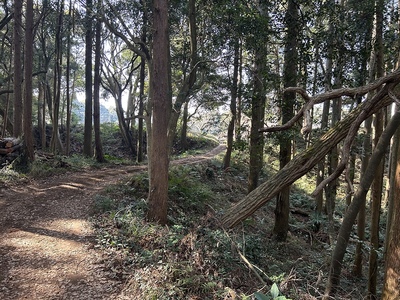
[
  {"xmin": 223, "ymin": 41, "xmax": 239, "ymax": 169},
  {"xmin": 23, "ymin": 0, "xmax": 34, "ymax": 162},
  {"xmin": 138, "ymin": 57, "xmax": 146, "ymax": 162},
  {"xmin": 221, "ymin": 76, "xmax": 400, "ymax": 229},
  {"xmin": 367, "ymin": 0, "xmax": 385, "ymax": 297},
  {"xmin": 180, "ymin": 101, "xmax": 189, "ymax": 151},
  {"xmin": 84, "ymin": 0, "xmax": 93, "ymax": 156},
  {"xmin": 353, "ymin": 116, "xmax": 372, "ymax": 276},
  {"xmin": 13, "ymin": 0, "xmax": 23, "ymax": 137},
  {"xmin": 137, "ymin": 0, "xmax": 148, "ymax": 163},
  {"xmin": 50, "ymin": 0, "xmax": 64, "ymax": 154},
  {"xmin": 247, "ymin": 49, "xmax": 266, "ymax": 193},
  {"xmin": 146, "ymin": 0, "xmax": 171, "ymax": 225},
  {"xmin": 93, "ymin": 0, "xmax": 105, "ymax": 163},
  {"xmin": 273, "ymin": 0, "xmax": 298, "ymax": 241},
  {"xmin": 381, "ymin": 108, "xmax": 400, "ymax": 300},
  {"xmin": 65, "ymin": 0, "xmax": 73, "ymax": 156}
]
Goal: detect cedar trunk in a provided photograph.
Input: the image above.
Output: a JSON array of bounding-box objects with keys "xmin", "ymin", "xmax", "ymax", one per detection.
[
  {"xmin": 381, "ymin": 113, "xmax": 400, "ymax": 300},
  {"xmin": 274, "ymin": 0, "xmax": 298, "ymax": 241},
  {"xmin": 13, "ymin": 0, "xmax": 23, "ymax": 137},
  {"xmin": 146, "ymin": 0, "xmax": 171, "ymax": 225},
  {"xmin": 84, "ymin": 0, "xmax": 93, "ymax": 156},
  {"xmin": 23, "ymin": 0, "xmax": 34, "ymax": 162},
  {"xmin": 93, "ymin": 5, "xmax": 105, "ymax": 163}
]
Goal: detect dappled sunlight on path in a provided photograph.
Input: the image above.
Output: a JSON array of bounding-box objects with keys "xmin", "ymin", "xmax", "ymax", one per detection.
[
  {"xmin": 0, "ymin": 145, "xmax": 225, "ymax": 299},
  {"xmin": 0, "ymin": 170, "xmax": 134, "ymax": 299}
]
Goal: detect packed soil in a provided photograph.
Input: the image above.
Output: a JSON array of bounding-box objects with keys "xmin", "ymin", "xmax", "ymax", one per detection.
[{"xmin": 0, "ymin": 145, "xmax": 225, "ymax": 300}]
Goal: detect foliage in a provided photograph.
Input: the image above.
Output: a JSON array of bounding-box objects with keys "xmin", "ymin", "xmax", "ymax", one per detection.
[
  {"xmin": 254, "ymin": 283, "xmax": 292, "ymax": 300},
  {"xmin": 90, "ymin": 156, "xmax": 364, "ymax": 299}
]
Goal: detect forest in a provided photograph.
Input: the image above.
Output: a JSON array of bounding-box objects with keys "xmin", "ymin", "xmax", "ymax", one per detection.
[{"xmin": 1, "ymin": 0, "xmax": 400, "ymax": 299}]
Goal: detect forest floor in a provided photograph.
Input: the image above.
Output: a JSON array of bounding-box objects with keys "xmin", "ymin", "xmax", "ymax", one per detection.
[{"xmin": 0, "ymin": 145, "xmax": 226, "ymax": 300}]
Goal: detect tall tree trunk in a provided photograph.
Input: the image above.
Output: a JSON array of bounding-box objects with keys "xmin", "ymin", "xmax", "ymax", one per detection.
[
  {"xmin": 381, "ymin": 107, "xmax": 400, "ymax": 300},
  {"xmin": 223, "ymin": 41, "xmax": 239, "ymax": 169},
  {"xmin": 247, "ymin": 2, "xmax": 268, "ymax": 193},
  {"xmin": 325, "ymin": 0, "xmax": 345, "ymax": 242},
  {"xmin": 235, "ymin": 41, "xmax": 243, "ymax": 143},
  {"xmin": 23, "ymin": 0, "xmax": 34, "ymax": 162},
  {"xmin": 65, "ymin": 0, "xmax": 73, "ymax": 156},
  {"xmin": 247, "ymin": 48, "xmax": 266, "ymax": 193},
  {"xmin": 368, "ymin": 1, "xmax": 385, "ymax": 297},
  {"xmin": 353, "ymin": 116, "xmax": 372, "ymax": 276},
  {"xmin": 13, "ymin": 0, "xmax": 23, "ymax": 137},
  {"xmin": 84, "ymin": 0, "xmax": 93, "ymax": 156},
  {"xmin": 146, "ymin": 0, "xmax": 171, "ymax": 225},
  {"xmin": 273, "ymin": 0, "xmax": 298, "ymax": 241},
  {"xmin": 51, "ymin": 0, "xmax": 64, "ymax": 153},
  {"xmin": 93, "ymin": 0, "xmax": 105, "ymax": 163},
  {"xmin": 315, "ymin": 12, "xmax": 334, "ymax": 215},
  {"xmin": 353, "ymin": 8, "xmax": 375, "ymax": 274},
  {"xmin": 180, "ymin": 101, "xmax": 189, "ymax": 151},
  {"xmin": 137, "ymin": 0, "xmax": 148, "ymax": 162},
  {"xmin": 323, "ymin": 109, "xmax": 400, "ymax": 299},
  {"xmin": 138, "ymin": 57, "xmax": 146, "ymax": 162},
  {"xmin": 37, "ymin": 83, "xmax": 44, "ymax": 148},
  {"xmin": 315, "ymin": 100, "xmax": 330, "ymax": 214},
  {"xmin": 41, "ymin": 82, "xmax": 47, "ymax": 149}
]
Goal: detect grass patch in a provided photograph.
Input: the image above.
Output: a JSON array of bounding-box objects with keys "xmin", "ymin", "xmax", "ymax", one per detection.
[
  {"xmin": 91, "ymin": 162, "xmax": 267, "ymax": 299},
  {"xmin": 81, "ymin": 144, "xmax": 371, "ymax": 300}
]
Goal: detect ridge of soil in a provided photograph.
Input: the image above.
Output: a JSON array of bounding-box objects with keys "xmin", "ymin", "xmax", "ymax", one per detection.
[{"xmin": 0, "ymin": 145, "xmax": 225, "ymax": 300}]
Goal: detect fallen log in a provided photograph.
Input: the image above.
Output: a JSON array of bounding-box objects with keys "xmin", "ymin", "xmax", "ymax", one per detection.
[
  {"xmin": 0, "ymin": 137, "xmax": 21, "ymax": 149},
  {"xmin": 221, "ymin": 74, "xmax": 400, "ymax": 228},
  {"xmin": 0, "ymin": 144, "xmax": 22, "ymax": 155}
]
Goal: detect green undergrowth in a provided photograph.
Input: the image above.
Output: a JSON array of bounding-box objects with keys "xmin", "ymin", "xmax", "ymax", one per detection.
[
  {"xmin": 90, "ymin": 156, "xmax": 340, "ymax": 300},
  {"xmin": 92, "ymin": 162, "xmax": 252, "ymax": 299},
  {"xmin": 77, "ymin": 120, "xmax": 372, "ymax": 300}
]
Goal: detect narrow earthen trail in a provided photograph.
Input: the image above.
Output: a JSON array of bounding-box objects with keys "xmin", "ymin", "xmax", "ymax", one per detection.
[{"xmin": 0, "ymin": 145, "xmax": 225, "ymax": 300}]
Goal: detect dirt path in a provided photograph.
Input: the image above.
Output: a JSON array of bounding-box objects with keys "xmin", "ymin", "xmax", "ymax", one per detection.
[{"xmin": 0, "ymin": 145, "xmax": 225, "ymax": 300}]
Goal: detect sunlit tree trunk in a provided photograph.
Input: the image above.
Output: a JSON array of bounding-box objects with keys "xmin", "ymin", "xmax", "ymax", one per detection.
[
  {"xmin": 146, "ymin": 0, "xmax": 171, "ymax": 225},
  {"xmin": 381, "ymin": 107, "xmax": 400, "ymax": 300}
]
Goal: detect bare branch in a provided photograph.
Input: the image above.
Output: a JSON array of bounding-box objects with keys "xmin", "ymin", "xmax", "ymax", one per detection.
[
  {"xmin": 260, "ymin": 68, "xmax": 400, "ymax": 133},
  {"xmin": 312, "ymin": 84, "xmax": 395, "ymax": 196},
  {"xmin": 102, "ymin": 0, "xmax": 150, "ymax": 60}
]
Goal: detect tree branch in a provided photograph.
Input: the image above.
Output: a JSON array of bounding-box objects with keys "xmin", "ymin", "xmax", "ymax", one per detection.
[
  {"xmin": 260, "ymin": 68, "xmax": 400, "ymax": 133},
  {"xmin": 221, "ymin": 77, "xmax": 400, "ymax": 228}
]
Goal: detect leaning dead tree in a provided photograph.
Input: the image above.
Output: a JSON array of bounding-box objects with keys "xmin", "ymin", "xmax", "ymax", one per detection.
[{"xmin": 221, "ymin": 69, "xmax": 400, "ymax": 228}]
